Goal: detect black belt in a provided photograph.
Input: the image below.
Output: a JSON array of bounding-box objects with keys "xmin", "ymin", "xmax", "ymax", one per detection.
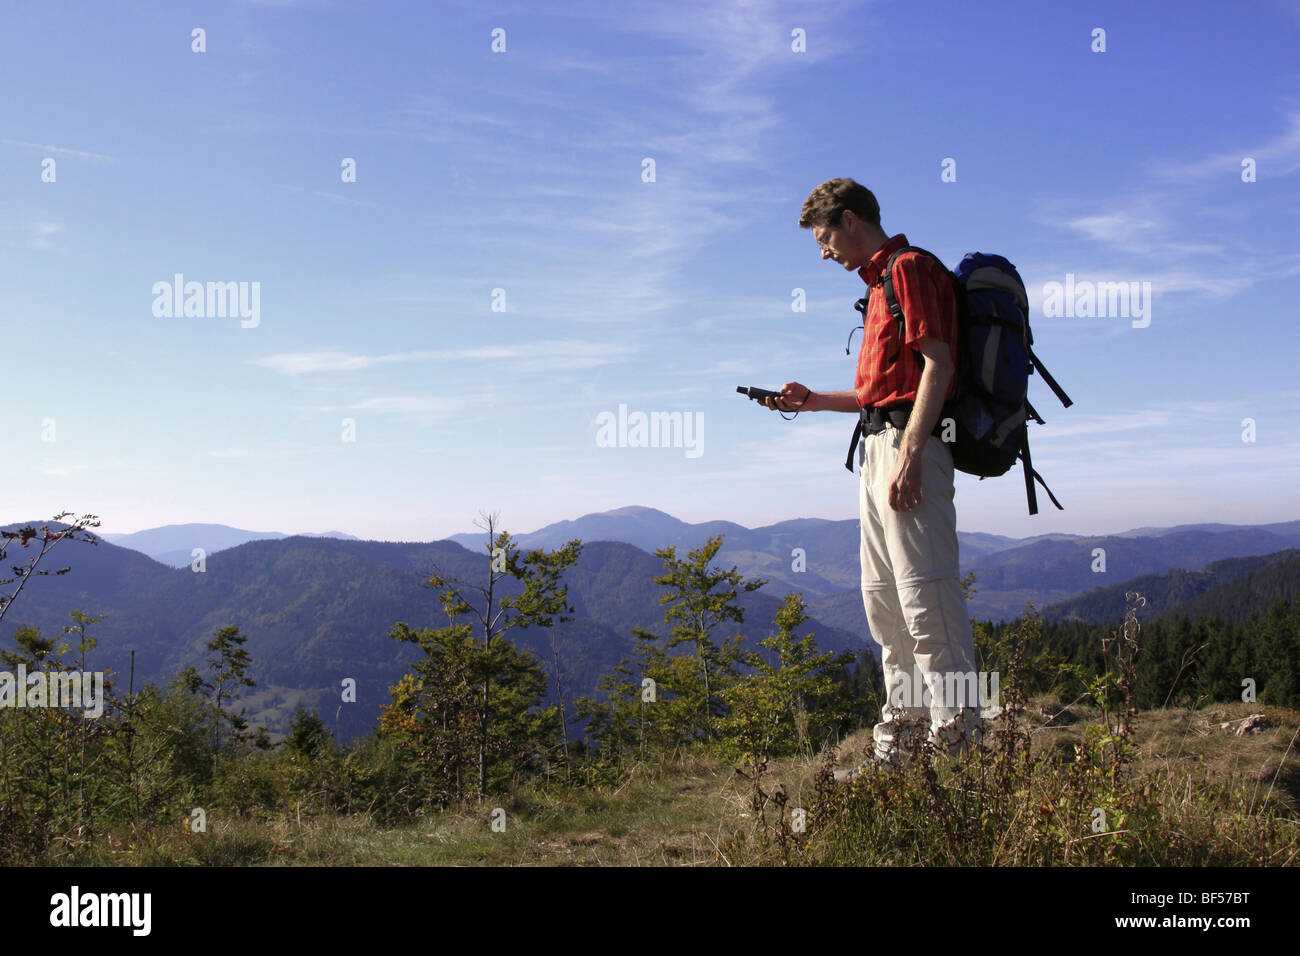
[{"xmin": 844, "ymin": 403, "xmax": 943, "ymax": 472}]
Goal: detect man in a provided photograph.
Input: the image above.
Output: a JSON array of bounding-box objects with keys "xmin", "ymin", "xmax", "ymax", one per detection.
[{"xmin": 768, "ymin": 178, "xmax": 982, "ymax": 775}]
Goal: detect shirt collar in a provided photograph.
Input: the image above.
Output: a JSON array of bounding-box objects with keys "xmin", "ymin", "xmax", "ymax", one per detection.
[{"xmin": 858, "ymin": 233, "xmax": 909, "ymax": 286}]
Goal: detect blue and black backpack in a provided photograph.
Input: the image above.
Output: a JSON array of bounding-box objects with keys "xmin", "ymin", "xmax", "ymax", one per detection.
[{"xmin": 849, "ymin": 246, "xmax": 1072, "ymax": 515}]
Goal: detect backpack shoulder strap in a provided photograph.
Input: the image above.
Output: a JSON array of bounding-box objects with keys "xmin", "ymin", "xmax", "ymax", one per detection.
[
  {"xmin": 880, "ymin": 246, "xmax": 943, "ymax": 328},
  {"xmin": 879, "ymin": 246, "xmax": 951, "ymax": 365}
]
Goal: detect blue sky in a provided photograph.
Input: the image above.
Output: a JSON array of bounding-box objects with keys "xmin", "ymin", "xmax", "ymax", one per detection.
[{"xmin": 4, "ymin": 0, "xmax": 1299, "ymax": 542}]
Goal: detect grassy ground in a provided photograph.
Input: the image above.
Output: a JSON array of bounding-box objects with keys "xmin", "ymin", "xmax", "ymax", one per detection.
[
  {"xmin": 64, "ymin": 698, "xmax": 1300, "ymax": 866},
  {"xmin": 77, "ymin": 753, "xmax": 750, "ymax": 866}
]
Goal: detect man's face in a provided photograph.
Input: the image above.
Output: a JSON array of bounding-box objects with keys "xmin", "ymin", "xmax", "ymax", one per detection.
[{"xmin": 813, "ymin": 213, "xmax": 864, "ymax": 271}]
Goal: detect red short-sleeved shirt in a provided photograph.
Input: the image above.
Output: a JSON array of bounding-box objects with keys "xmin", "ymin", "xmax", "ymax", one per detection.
[{"xmin": 853, "ymin": 233, "xmax": 959, "ymax": 409}]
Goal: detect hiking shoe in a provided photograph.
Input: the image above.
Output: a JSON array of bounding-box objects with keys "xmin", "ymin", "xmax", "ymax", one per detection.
[
  {"xmin": 832, "ymin": 749, "xmax": 901, "ymax": 784},
  {"xmin": 832, "ymin": 764, "xmax": 865, "ymax": 784},
  {"xmin": 929, "ymin": 709, "xmax": 983, "ymax": 758}
]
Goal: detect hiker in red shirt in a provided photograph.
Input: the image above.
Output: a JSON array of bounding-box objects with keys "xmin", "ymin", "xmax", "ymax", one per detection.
[{"xmin": 769, "ymin": 178, "xmax": 982, "ymax": 775}]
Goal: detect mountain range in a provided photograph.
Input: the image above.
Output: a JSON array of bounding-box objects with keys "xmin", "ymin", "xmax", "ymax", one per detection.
[
  {"xmin": 448, "ymin": 507, "xmax": 1300, "ymax": 624},
  {"xmin": 5, "ymin": 507, "xmax": 1298, "ymax": 741},
  {"xmin": 100, "ymin": 524, "xmax": 359, "ymax": 569},
  {"xmin": 1042, "ymin": 549, "xmax": 1300, "ymax": 625},
  {"xmin": 0, "ymin": 528, "xmax": 862, "ymax": 742}
]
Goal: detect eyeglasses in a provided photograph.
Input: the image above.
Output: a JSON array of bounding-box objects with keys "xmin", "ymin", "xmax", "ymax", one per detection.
[{"xmin": 815, "ymin": 223, "xmax": 839, "ymax": 252}]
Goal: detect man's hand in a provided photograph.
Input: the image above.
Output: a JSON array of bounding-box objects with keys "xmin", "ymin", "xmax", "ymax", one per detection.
[
  {"xmin": 763, "ymin": 381, "xmax": 813, "ymax": 412},
  {"xmin": 889, "ymin": 449, "xmax": 924, "ymax": 511}
]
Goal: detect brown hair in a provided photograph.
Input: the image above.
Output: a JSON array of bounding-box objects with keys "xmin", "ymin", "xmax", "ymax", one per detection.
[{"xmin": 798, "ymin": 178, "xmax": 881, "ymax": 230}]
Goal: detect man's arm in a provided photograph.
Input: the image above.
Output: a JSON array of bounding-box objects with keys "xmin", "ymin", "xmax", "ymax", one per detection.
[
  {"xmin": 899, "ymin": 337, "xmax": 954, "ymax": 458},
  {"xmin": 802, "ymin": 388, "xmax": 860, "ymax": 413},
  {"xmin": 765, "ymin": 384, "xmax": 860, "ymax": 413},
  {"xmin": 888, "ymin": 336, "xmax": 954, "ymax": 511}
]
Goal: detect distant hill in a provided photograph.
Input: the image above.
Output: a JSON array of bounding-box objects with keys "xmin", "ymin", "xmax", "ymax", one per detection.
[
  {"xmin": 100, "ymin": 524, "xmax": 359, "ymax": 567},
  {"xmin": 1155, "ymin": 551, "xmax": 1300, "ymax": 625},
  {"xmin": 1042, "ymin": 549, "xmax": 1300, "ymax": 623},
  {"xmin": 445, "ymin": 507, "xmax": 1300, "ymax": 627},
  {"xmin": 449, "ymin": 506, "xmax": 1021, "ymax": 599},
  {"xmin": 1, "ymin": 525, "xmax": 866, "ymax": 743},
  {"xmin": 808, "ymin": 529, "xmax": 1300, "ymax": 629},
  {"xmin": 959, "ymin": 528, "xmax": 1300, "ymax": 622},
  {"xmin": 449, "ymin": 506, "xmax": 749, "ymax": 556},
  {"xmin": 1109, "ymin": 519, "xmax": 1300, "ymax": 540}
]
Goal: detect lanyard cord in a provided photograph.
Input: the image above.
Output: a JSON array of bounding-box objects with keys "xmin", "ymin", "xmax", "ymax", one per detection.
[{"xmin": 778, "ymin": 385, "xmax": 813, "ymax": 421}]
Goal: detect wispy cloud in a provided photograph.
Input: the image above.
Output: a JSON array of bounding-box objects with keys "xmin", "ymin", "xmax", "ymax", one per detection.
[
  {"xmin": 197, "ymin": 449, "xmax": 254, "ymax": 459},
  {"xmin": 254, "ymin": 340, "xmax": 635, "ymax": 375},
  {"xmin": 1030, "ymin": 403, "xmax": 1230, "ymax": 440},
  {"xmin": 277, "ymin": 185, "xmax": 381, "ymax": 208},
  {"xmin": 1029, "ymin": 199, "xmax": 1289, "ymax": 301},
  {"xmin": 322, "ymin": 396, "xmax": 446, "ymax": 414},
  {"xmin": 3, "ymin": 140, "xmax": 114, "ymax": 162},
  {"xmin": 400, "ymin": 1, "xmax": 868, "ymax": 328},
  {"xmin": 1028, "ymin": 108, "xmax": 1300, "ymax": 308},
  {"xmin": 29, "ymin": 222, "xmax": 63, "ymax": 251},
  {"xmin": 1037, "ymin": 192, "xmax": 1226, "ymax": 260},
  {"xmin": 1024, "ymin": 259, "xmax": 1257, "ymax": 300},
  {"xmin": 1065, "ymin": 212, "xmax": 1166, "ymax": 248},
  {"xmin": 39, "ymin": 459, "xmax": 127, "ymax": 477},
  {"xmin": 1151, "ymin": 109, "xmax": 1300, "ymax": 182}
]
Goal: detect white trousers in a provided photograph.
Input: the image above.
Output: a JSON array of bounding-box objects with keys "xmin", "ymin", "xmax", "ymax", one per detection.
[{"xmin": 858, "ymin": 423, "xmax": 982, "ymax": 757}]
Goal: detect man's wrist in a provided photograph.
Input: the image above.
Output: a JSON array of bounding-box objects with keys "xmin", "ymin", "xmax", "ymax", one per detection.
[{"xmin": 816, "ymin": 389, "xmax": 861, "ymax": 413}]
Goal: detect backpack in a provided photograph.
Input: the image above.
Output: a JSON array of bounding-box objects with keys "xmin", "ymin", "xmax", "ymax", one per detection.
[{"xmin": 851, "ymin": 246, "xmax": 1073, "ymax": 516}]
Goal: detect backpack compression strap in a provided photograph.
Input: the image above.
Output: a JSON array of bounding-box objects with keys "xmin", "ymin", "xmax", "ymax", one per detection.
[
  {"xmin": 845, "ymin": 418, "xmax": 862, "ymax": 472},
  {"xmin": 1018, "ymin": 436, "xmax": 1063, "ymax": 515}
]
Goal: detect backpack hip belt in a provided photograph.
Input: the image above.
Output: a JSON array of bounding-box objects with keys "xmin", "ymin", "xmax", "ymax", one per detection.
[{"xmin": 844, "ymin": 403, "xmax": 946, "ymax": 471}]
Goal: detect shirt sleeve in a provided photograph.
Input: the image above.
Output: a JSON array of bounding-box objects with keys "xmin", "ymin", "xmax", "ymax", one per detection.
[{"xmin": 891, "ymin": 251, "xmax": 956, "ymax": 350}]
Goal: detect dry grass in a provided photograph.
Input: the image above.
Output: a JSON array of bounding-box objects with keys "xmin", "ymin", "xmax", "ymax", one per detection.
[
  {"xmin": 43, "ymin": 698, "xmax": 1300, "ymax": 867},
  {"xmin": 731, "ymin": 696, "xmax": 1300, "ymax": 866}
]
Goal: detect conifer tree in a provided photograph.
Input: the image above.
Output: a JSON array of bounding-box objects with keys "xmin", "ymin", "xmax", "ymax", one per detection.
[
  {"xmin": 386, "ymin": 512, "xmax": 581, "ymax": 802},
  {"xmin": 718, "ymin": 593, "xmax": 854, "ymax": 764}
]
